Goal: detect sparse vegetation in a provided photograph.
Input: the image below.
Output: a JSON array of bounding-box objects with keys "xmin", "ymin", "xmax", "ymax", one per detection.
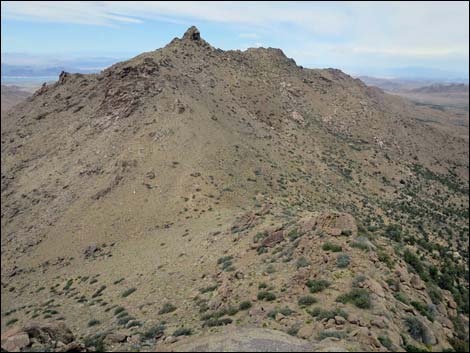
[
  {"xmin": 336, "ymin": 288, "xmax": 371, "ymax": 309},
  {"xmin": 173, "ymin": 327, "xmax": 192, "ymax": 337},
  {"xmin": 322, "ymin": 242, "xmax": 342, "ymax": 252},
  {"xmin": 239, "ymin": 301, "xmax": 252, "ymax": 310},
  {"xmin": 121, "ymin": 287, "xmax": 136, "ymax": 298},
  {"xmin": 336, "ymin": 253, "xmax": 351, "ymax": 268},
  {"xmin": 88, "ymin": 319, "xmax": 100, "ymax": 327},
  {"xmin": 306, "ymin": 279, "xmax": 330, "ymax": 293},
  {"xmin": 257, "ymin": 291, "xmax": 276, "ymax": 301},
  {"xmin": 159, "ymin": 302, "xmax": 177, "ymax": 314},
  {"xmin": 298, "ymin": 295, "xmax": 317, "ymax": 307}
]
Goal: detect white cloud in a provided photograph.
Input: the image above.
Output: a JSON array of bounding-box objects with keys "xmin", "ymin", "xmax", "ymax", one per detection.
[{"xmin": 2, "ymin": 1, "xmax": 469, "ymax": 66}]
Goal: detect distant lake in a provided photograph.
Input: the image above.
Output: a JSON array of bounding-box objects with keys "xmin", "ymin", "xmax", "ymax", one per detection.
[{"xmin": 1, "ymin": 76, "xmax": 58, "ymax": 84}]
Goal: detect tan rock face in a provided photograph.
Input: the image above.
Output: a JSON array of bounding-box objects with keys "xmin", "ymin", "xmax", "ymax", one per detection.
[
  {"xmin": 261, "ymin": 229, "xmax": 285, "ymax": 247},
  {"xmin": 410, "ymin": 275, "xmax": 426, "ymax": 290},
  {"xmin": 298, "ymin": 212, "xmax": 358, "ymax": 237},
  {"xmin": 1, "ymin": 333, "xmax": 30, "ymax": 352}
]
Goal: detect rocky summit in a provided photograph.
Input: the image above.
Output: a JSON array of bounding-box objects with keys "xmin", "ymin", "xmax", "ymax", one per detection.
[{"xmin": 1, "ymin": 26, "xmax": 468, "ymax": 352}]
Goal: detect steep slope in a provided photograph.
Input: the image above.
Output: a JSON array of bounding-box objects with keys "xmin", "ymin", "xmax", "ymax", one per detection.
[
  {"xmin": 1, "ymin": 27, "xmax": 468, "ymax": 352},
  {"xmin": 1, "ymin": 85, "xmax": 32, "ymax": 115}
]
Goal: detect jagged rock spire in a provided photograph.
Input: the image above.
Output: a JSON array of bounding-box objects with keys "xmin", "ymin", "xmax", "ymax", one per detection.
[{"xmin": 182, "ymin": 26, "xmax": 201, "ymax": 41}]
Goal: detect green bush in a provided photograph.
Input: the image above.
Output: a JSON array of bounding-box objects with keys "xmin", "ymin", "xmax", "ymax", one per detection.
[
  {"xmin": 268, "ymin": 307, "xmax": 295, "ymax": 319},
  {"xmin": 288, "ymin": 229, "xmax": 301, "ymax": 241},
  {"xmin": 121, "ymin": 287, "xmax": 136, "ymax": 298},
  {"xmin": 203, "ymin": 318, "xmax": 232, "ymax": 327},
  {"xmin": 298, "ymin": 295, "xmax": 317, "ymax": 307},
  {"xmin": 199, "ymin": 285, "xmax": 218, "ymax": 294},
  {"xmin": 308, "ymin": 307, "xmax": 348, "ymax": 320},
  {"xmin": 257, "ymin": 291, "xmax": 276, "ymax": 301},
  {"xmin": 158, "ymin": 303, "xmax": 177, "ymax": 314},
  {"xmin": 378, "ymin": 335, "xmax": 393, "ymax": 350},
  {"xmin": 173, "ymin": 327, "xmax": 192, "ymax": 337},
  {"xmin": 404, "ymin": 316, "xmax": 426, "ymax": 343},
  {"xmin": 296, "ymin": 256, "xmax": 310, "ymax": 268},
  {"xmin": 394, "ymin": 292, "xmax": 410, "ymax": 304},
  {"xmin": 336, "ymin": 253, "xmax": 351, "ymax": 268},
  {"xmin": 336, "ymin": 288, "xmax": 371, "ymax": 309},
  {"xmin": 6, "ymin": 318, "xmax": 18, "ymax": 326},
  {"xmin": 384, "ymin": 224, "xmax": 402, "ymax": 242},
  {"xmin": 306, "ymin": 279, "xmax": 331, "ymax": 293},
  {"xmin": 142, "ymin": 323, "xmax": 166, "ymax": 340},
  {"xmin": 322, "ymin": 242, "xmax": 342, "ymax": 252},
  {"xmin": 88, "ymin": 319, "xmax": 100, "ymax": 327},
  {"xmin": 411, "ymin": 301, "xmax": 435, "ymax": 322},
  {"xmin": 239, "ymin": 301, "xmax": 252, "ymax": 310}
]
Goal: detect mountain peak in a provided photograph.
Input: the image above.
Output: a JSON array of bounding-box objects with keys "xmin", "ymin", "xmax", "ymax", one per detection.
[{"xmin": 182, "ymin": 26, "xmax": 201, "ymax": 41}]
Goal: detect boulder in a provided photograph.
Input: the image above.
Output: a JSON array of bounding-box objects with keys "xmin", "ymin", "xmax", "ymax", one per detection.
[
  {"xmin": 1, "ymin": 333, "xmax": 29, "ymax": 352},
  {"xmin": 297, "ymin": 325, "xmax": 313, "ymax": 339},
  {"xmin": 22, "ymin": 321, "xmax": 74, "ymax": 345},
  {"xmin": 261, "ymin": 229, "xmax": 284, "ymax": 248},
  {"xmin": 410, "ymin": 275, "xmax": 425, "ymax": 290}
]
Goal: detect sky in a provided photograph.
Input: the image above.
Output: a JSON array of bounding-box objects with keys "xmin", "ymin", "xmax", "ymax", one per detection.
[{"xmin": 1, "ymin": 1, "xmax": 469, "ymax": 79}]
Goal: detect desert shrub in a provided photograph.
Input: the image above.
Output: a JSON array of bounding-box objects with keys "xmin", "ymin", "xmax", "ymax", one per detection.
[
  {"xmin": 217, "ymin": 256, "xmax": 233, "ymax": 264},
  {"xmin": 199, "ymin": 285, "xmax": 218, "ymax": 294},
  {"xmin": 298, "ymin": 296, "xmax": 317, "ymax": 307},
  {"xmin": 113, "ymin": 278, "xmax": 124, "ymax": 285},
  {"xmin": 159, "ymin": 303, "xmax": 177, "ymax": 314},
  {"xmin": 203, "ymin": 318, "xmax": 232, "ymax": 327},
  {"xmin": 394, "ymin": 292, "xmax": 410, "ymax": 304},
  {"xmin": 288, "ymin": 229, "xmax": 301, "ymax": 241},
  {"xmin": 142, "ymin": 323, "xmax": 166, "ymax": 340},
  {"xmin": 258, "ymin": 282, "xmax": 268, "ymax": 289},
  {"xmin": 265, "ymin": 264, "xmax": 276, "ymax": 274},
  {"xmin": 306, "ymin": 279, "xmax": 330, "ymax": 293},
  {"xmin": 287, "ymin": 325, "xmax": 300, "ymax": 336},
  {"xmin": 322, "ymin": 242, "xmax": 342, "ymax": 252},
  {"xmin": 404, "ymin": 316, "xmax": 426, "ymax": 342},
  {"xmin": 411, "ymin": 301, "xmax": 435, "ymax": 322},
  {"xmin": 121, "ymin": 287, "xmax": 136, "ymax": 298},
  {"xmin": 351, "ymin": 240, "xmax": 370, "ymax": 251},
  {"xmin": 336, "ymin": 288, "xmax": 371, "ymax": 309},
  {"xmin": 92, "ymin": 285, "xmax": 106, "ymax": 298},
  {"xmin": 127, "ymin": 320, "xmax": 142, "ymax": 328},
  {"xmin": 239, "ymin": 301, "xmax": 252, "ymax": 310},
  {"xmin": 116, "ymin": 310, "xmax": 129, "ymax": 319},
  {"xmin": 427, "ymin": 286, "xmax": 442, "ymax": 305},
  {"xmin": 225, "ymin": 306, "xmax": 239, "ymax": 316},
  {"xmin": 384, "ymin": 224, "xmax": 402, "ymax": 242},
  {"xmin": 257, "ymin": 246, "xmax": 268, "ymax": 255},
  {"xmin": 63, "ymin": 279, "xmax": 73, "ymax": 291},
  {"xmin": 88, "ymin": 319, "xmax": 100, "ymax": 327},
  {"xmin": 377, "ymin": 250, "xmax": 394, "ymax": 268},
  {"xmin": 6, "ymin": 318, "xmax": 18, "ymax": 326},
  {"xmin": 253, "ymin": 232, "xmax": 267, "ymax": 243},
  {"xmin": 341, "ymin": 229, "xmax": 352, "ymax": 236},
  {"xmin": 268, "ymin": 306, "xmax": 295, "ymax": 319},
  {"xmin": 257, "ymin": 291, "xmax": 276, "ymax": 301},
  {"xmin": 403, "ymin": 249, "xmax": 426, "ymax": 279},
  {"xmin": 173, "ymin": 327, "xmax": 192, "ymax": 337},
  {"xmin": 308, "ymin": 307, "xmax": 348, "ymax": 320},
  {"xmin": 378, "ymin": 335, "xmax": 393, "ymax": 350},
  {"xmin": 296, "ymin": 256, "xmax": 310, "ymax": 268},
  {"xmin": 83, "ymin": 334, "xmax": 106, "ymax": 352},
  {"xmin": 336, "ymin": 253, "xmax": 351, "ymax": 268},
  {"xmin": 117, "ymin": 316, "xmax": 135, "ymax": 325}
]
